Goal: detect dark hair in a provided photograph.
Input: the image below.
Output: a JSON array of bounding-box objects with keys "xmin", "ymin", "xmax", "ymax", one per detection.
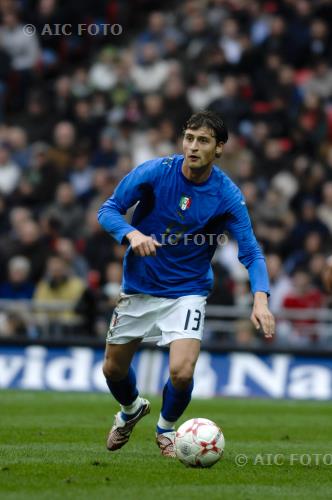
[{"xmin": 184, "ymin": 110, "xmax": 228, "ymax": 144}]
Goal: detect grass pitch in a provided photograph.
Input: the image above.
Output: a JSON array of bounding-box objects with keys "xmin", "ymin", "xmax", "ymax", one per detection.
[{"xmin": 0, "ymin": 391, "xmax": 331, "ymax": 500}]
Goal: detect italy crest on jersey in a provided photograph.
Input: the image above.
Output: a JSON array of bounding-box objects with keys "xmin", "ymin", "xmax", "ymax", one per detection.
[{"xmin": 179, "ymin": 195, "xmax": 192, "ymax": 211}]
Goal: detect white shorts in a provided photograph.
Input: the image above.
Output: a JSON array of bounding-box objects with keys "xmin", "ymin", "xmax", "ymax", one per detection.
[{"xmin": 106, "ymin": 293, "xmax": 206, "ymax": 346}]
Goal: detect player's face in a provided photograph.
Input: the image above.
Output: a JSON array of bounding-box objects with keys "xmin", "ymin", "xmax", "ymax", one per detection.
[{"xmin": 182, "ymin": 127, "xmax": 223, "ymax": 170}]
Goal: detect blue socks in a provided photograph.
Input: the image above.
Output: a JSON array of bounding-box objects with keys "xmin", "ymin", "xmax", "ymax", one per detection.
[
  {"xmin": 105, "ymin": 366, "xmax": 138, "ymax": 406},
  {"xmin": 106, "ymin": 368, "xmax": 194, "ymax": 432},
  {"xmin": 157, "ymin": 378, "xmax": 194, "ymax": 433}
]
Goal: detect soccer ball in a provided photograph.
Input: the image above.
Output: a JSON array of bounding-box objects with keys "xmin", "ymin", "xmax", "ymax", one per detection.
[{"xmin": 175, "ymin": 418, "xmax": 225, "ymax": 468}]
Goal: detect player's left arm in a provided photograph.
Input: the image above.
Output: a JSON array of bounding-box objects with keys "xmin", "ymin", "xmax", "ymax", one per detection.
[{"xmin": 224, "ymin": 188, "xmax": 275, "ymax": 338}]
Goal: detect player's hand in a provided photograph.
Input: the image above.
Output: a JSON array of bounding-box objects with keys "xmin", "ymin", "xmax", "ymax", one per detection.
[
  {"xmin": 251, "ymin": 292, "xmax": 275, "ymax": 339},
  {"xmin": 126, "ymin": 229, "xmax": 162, "ymax": 257}
]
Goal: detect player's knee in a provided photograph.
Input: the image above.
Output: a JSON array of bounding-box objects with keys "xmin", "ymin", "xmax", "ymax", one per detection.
[
  {"xmin": 102, "ymin": 359, "xmax": 126, "ymax": 381},
  {"xmin": 170, "ymin": 365, "xmax": 194, "ymax": 390}
]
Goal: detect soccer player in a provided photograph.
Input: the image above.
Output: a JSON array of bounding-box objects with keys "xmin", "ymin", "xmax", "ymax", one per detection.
[{"xmin": 97, "ymin": 110, "xmax": 275, "ymax": 457}]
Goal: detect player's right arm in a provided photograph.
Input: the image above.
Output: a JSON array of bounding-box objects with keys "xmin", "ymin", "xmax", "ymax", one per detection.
[
  {"xmin": 126, "ymin": 229, "xmax": 161, "ymax": 257},
  {"xmin": 97, "ymin": 159, "xmax": 162, "ymax": 256}
]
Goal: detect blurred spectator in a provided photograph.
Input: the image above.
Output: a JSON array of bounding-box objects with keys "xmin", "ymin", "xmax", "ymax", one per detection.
[
  {"xmin": 47, "ymin": 121, "xmax": 76, "ymax": 173},
  {"xmin": 215, "ymin": 238, "xmax": 248, "ymax": 283},
  {"xmin": 72, "ymin": 98, "xmax": 104, "ymax": 149},
  {"xmin": 0, "ymin": 143, "xmax": 20, "ymax": 196},
  {"xmin": 234, "ymin": 320, "xmax": 260, "ymax": 348},
  {"xmin": 0, "ymin": 193, "xmax": 9, "ymax": 236},
  {"xmin": 136, "ymin": 11, "xmax": 183, "ymax": 58},
  {"xmin": 0, "ymin": 46, "xmax": 10, "ymax": 121},
  {"xmin": 55, "ymin": 237, "xmax": 89, "ymax": 280},
  {"xmin": 103, "ymin": 261, "xmax": 123, "ymax": 308},
  {"xmin": 292, "ymin": 93, "xmax": 328, "ymax": 155},
  {"xmin": 15, "ymin": 142, "xmax": 61, "ymax": 208},
  {"xmin": 91, "ymin": 127, "xmax": 119, "ymax": 168},
  {"xmin": 217, "ymin": 133, "xmax": 250, "ymax": 176},
  {"xmin": 163, "ymin": 74, "xmax": 192, "ymax": 134},
  {"xmin": 0, "ymin": 10, "xmax": 40, "ymax": 108},
  {"xmin": 253, "ymin": 51, "xmax": 282, "ymax": 102},
  {"xmin": 261, "ymin": 16, "xmax": 289, "ymax": 61},
  {"xmin": 88, "ymin": 168, "xmax": 118, "ymax": 211},
  {"xmin": 15, "ymin": 92, "xmax": 54, "ymax": 143},
  {"xmin": 307, "ymin": 18, "xmax": 331, "ymax": 63},
  {"xmin": 45, "ymin": 182, "xmax": 85, "ymax": 240},
  {"xmin": 12, "ymin": 219, "xmax": 50, "ymax": 282},
  {"xmin": 303, "ymin": 59, "xmax": 332, "ymax": 101},
  {"xmin": 255, "ymin": 187, "xmax": 289, "ymax": 226},
  {"xmin": 317, "ymin": 181, "xmax": 332, "ymax": 234},
  {"xmin": 285, "ymin": 231, "xmax": 326, "ymax": 274},
  {"xmin": 249, "ymin": 1, "xmax": 270, "ymax": 46},
  {"xmin": 71, "ymin": 67, "xmax": 91, "ymax": 99},
  {"xmin": 233, "ymin": 281, "xmax": 253, "ymax": 308},
  {"xmin": 6, "ymin": 127, "xmax": 31, "ymax": 170},
  {"xmin": 209, "ymin": 76, "xmax": 251, "ymax": 134},
  {"xmin": 89, "ymin": 47, "xmax": 118, "ymax": 92},
  {"xmin": 131, "ymin": 127, "xmax": 173, "ymax": 165},
  {"xmin": 219, "ymin": 17, "xmax": 242, "ymax": 65},
  {"xmin": 83, "ymin": 209, "xmax": 117, "ymax": 275},
  {"xmin": 69, "ymin": 149, "xmax": 94, "ymax": 202},
  {"xmin": 52, "ymin": 74, "xmax": 73, "ymax": 121},
  {"xmin": 33, "ymin": 255, "xmax": 85, "ymax": 335},
  {"xmin": 208, "ymin": 262, "xmax": 234, "ymax": 307},
  {"xmin": 266, "ymin": 253, "xmax": 292, "ymax": 315},
  {"xmin": 291, "ymin": 160, "xmax": 325, "ymax": 211},
  {"xmin": 275, "ymin": 65, "xmax": 301, "ymax": 116},
  {"xmin": 131, "ymin": 43, "xmax": 170, "ymax": 93},
  {"xmin": 183, "ymin": 9, "xmax": 213, "ymax": 61},
  {"xmin": 0, "ymin": 10, "xmax": 40, "ymax": 70},
  {"xmin": 308, "ymin": 253, "xmax": 326, "ymax": 291},
  {"xmin": 257, "ymin": 220, "xmax": 289, "ymax": 258},
  {"xmin": 288, "ymin": 199, "xmax": 330, "ymax": 253},
  {"xmin": 28, "ymin": 0, "xmax": 64, "ymax": 69},
  {"xmin": 287, "ymin": 0, "xmax": 312, "ymax": 67},
  {"xmin": 9, "ymin": 206, "xmax": 33, "ymax": 233},
  {"xmin": 0, "ymin": 311, "xmax": 27, "ymax": 337},
  {"xmin": 0, "ymin": 256, "xmax": 34, "ymax": 299},
  {"xmin": 187, "ymin": 71, "xmax": 223, "ymax": 111},
  {"xmin": 141, "ymin": 93, "xmax": 164, "ymax": 129},
  {"xmin": 257, "ymin": 138, "xmax": 289, "ymax": 180},
  {"xmin": 281, "ymin": 269, "xmax": 325, "ymax": 344}
]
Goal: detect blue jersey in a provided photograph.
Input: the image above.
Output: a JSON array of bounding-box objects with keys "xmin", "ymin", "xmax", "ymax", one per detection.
[{"xmin": 98, "ymin": 154, "xmax": 270, "ymax": 298}]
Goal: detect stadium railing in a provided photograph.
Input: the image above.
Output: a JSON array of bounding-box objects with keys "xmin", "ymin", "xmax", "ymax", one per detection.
[{"xmin": 0, "ymin": 299, "xmax": 331, "ymax": 353}]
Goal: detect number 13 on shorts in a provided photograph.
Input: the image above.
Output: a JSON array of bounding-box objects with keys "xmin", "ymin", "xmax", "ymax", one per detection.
[
  {"xmin": 159, "ymin": 296, "xmax": 206, "ymax": 342},
  {"xmin": 184, "ymin": 308, "xmax": 202, "ymax": 331},
  {"xmin": 173, "ymin": 295, "xmax": 206, "ymax": 339}
]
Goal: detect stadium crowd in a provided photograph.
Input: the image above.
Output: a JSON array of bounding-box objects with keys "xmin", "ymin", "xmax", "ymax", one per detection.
[{"xmin": 0, "ymin": 0, "xmax": 332, "ymax": 347}]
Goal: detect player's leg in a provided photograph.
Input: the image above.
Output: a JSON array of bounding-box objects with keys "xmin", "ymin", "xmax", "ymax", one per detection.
[
  {"xmin": 156, "ymin": 338, "xmax": 200, "ymax": 456},
  {"xmin": 158, "ymin": 338, "xmax": 200, "ymax": 430},
  {"xmin": 103, "ymin": 340, "xmax": 141, "ymax": 412},
  {"xmin": 103, "ymin": 340, "xmax": 150, "ymax": 451}
]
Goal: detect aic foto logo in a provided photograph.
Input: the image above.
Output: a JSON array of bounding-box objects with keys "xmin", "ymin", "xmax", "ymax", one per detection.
[{"xmin": 23, "ymin": 23, "xmax": 123, "ymax": 37}]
